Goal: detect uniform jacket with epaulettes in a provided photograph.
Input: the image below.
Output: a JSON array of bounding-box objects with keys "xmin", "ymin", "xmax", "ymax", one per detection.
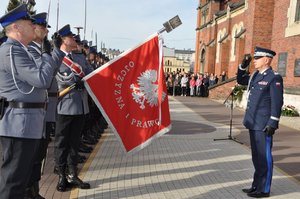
[
  {"xmin": 237, "ymin": 66, "xmax": 284, "ymax": 130},
  {"xmin": 0, "ymin": 38, "xmax": 64, "ymax": 139},
  {"xmin": 56, "ymin": 51, "xmax": 93, "ymax": 115},
  {"xmin": 28, "ymin": 41, "xmax": 61, "ymax": 122}
]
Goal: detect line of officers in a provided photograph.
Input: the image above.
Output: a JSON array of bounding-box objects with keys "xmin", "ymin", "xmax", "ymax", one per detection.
[{"xmin": 0, "ymin": 4, "xmax": 108, "ymax": 199}]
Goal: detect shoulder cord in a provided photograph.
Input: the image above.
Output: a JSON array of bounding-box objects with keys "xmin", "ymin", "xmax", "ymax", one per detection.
[
  {"xmin": 246, "ymin": 71, "xmax": 258, "ymax": 100},
  {"xmin": 28, "ymin": 44, "xmax": 42, "ymax": 56},
  {"xmin": 9, "ymin": 46, "xmax": 35, "ymax": 95},
  {"xmin": 56, "ymin": 71, "xmax": 75, "ymax": 83}
]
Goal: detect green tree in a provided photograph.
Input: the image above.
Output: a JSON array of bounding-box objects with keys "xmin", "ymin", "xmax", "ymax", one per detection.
[
  {"xmin": 7, "ymin": 0, "xmax": 21, "ymax": 12},
  {"xmin": 6, "ymin": 0, "xmax": 36, "ymax": 15}
]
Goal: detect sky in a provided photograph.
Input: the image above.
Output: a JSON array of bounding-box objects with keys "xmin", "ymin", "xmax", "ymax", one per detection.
[{"xmin": 0, "ymin": 0, "xmax": 198, "ymax": 51}]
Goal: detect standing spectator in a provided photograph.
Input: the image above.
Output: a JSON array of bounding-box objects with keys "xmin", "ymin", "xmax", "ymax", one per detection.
[
  {"xmin": 173, "ymin": 73, "xmax": 179, "ymax": 96},
  {"xmin": 189, "ymin": 76, "xmax": 196, "ymax": 97},
  {"xmin": 209, "ymin": 73, "xmax": 216, "ymax": 86},
  {"xmin": 166, "ymin": 74, "xmax": 174, "ymax": 95},
  {"xmin": 203, "ymin": 74, "xmax": 209, "ymax": 97},
  {"xmin": 237, "ymin": 47, "xmax": 283, "ymax": 198},
  {"xmin": 180, "ymin": 73, "xmax": 188, "ymax": 96},
  {"xmin": 196, "ymin": 74, "xmax": 203, "ymax": 97},
  {"xmin": 215, "ymin": 74, "xmax": 219, "ymax": 84},
  {"xmin": 220, "ymin": 70, "xmax": 227, "ymax": 82}
]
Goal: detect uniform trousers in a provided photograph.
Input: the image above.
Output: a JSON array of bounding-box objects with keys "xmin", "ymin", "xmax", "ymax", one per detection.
[
  {"xmin": 27, "ymin": 122, "xmax": 52, "ymax": 186},
  {"xmin": 0, "ymin": 137, "xmax": 39, "ymax": 199},
  {"xmin": 249, "ymin": 130, "xmax": 273, "ymax": 193},
  {"xmin": 54, "ymin": 114, "xmax": 85, "ymax": 169}
]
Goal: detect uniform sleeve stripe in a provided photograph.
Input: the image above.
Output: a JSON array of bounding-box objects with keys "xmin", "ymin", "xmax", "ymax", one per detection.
[
  {"xmin": 270, "ymin": 116, "xmax": 280, "ymax": 121},
  {"xmin": 238, "ymin": 64, "xmax": 246, "ymax": 71}
]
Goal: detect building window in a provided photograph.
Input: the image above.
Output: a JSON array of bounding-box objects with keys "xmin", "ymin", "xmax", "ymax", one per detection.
[
  {"xmin": 286, "ymin": 0, "xmax": 300, "ymax": 37},
  {"xmin": 295, "ymin": 0, "xmax": 300, "ymax": 22},
  {"xmin": 201, "ymin": 8, "xmax": 209, "ymax": 25}
]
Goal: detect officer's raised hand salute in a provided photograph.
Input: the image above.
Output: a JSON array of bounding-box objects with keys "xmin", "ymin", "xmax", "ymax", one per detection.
[
  {"xmin": 0, "ymin": 4, "xmax": 61, "ymax": 199},
  {"xmin": 237, "ymin": 47, "xmax": 283, "ymax": 198},
  {"xmin": 41, "ymin": 36, "xmax": 52, "ymax": 55},
  {"xmin": 52, "ymin": 32, "xmax": 62, "ymax": 48},
  {"xmin": 241, "ymin": 54, "xmax": 252, "ymax": 69}
]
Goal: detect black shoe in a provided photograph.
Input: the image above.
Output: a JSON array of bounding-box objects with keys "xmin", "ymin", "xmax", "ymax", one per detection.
[
  {"xmin": 247, "ymin": 191, "xmax": 270, "ymax": 198},
  {"xmin": 67, "ymin": 175, "xmax": 90, "ymax": 189},
  {"xmin": 242, "ymin": 187, "xmax": 256, "ymax": 194},
  {"xmin": 56, "ymin": 175, "xmax": 68, "ymax": 192}
]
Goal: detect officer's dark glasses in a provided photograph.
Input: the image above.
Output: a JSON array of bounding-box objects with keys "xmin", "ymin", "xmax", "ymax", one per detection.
[{"xmin": 254, "ymin": 56, "xmax": 264, "ymax": 60}]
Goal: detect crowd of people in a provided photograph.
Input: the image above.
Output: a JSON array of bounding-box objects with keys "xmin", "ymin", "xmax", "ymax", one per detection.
[
  {"xmin": 0, "ymin": 4, "xmax": 109, "ymax": 199},
  {"xmin": 0, "ymin": 2, "xmax": 285, "ymax": 199},
  {"xmin": 165, "ymin": 70, "xmax": 227, "ymax": 97}
]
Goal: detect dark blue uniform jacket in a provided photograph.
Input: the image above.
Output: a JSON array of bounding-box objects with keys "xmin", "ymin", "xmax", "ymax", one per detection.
[{"xmin": 237, "ymin": 66, "xmax": 283, "ymax": 130}]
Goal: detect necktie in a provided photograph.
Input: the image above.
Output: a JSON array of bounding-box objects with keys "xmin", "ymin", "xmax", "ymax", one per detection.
[{"xmin": 67, "ymin": 53, "xmax": 73, "ymax": 60}]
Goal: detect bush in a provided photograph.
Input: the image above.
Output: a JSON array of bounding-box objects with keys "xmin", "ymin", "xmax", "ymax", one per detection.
[{"xmin": 281, "ymin": 105, "xmax": 299, "ymax": 117}]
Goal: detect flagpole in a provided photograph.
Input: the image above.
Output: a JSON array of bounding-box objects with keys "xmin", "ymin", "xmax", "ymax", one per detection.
[
  {"xmin": 56, "ymin": 0, "xmax": 59, "ymax": 31},
  {"xmin": 95, "ymin": 32, "xmax": 97, "ymax": 51},
  {"xmin": 83, "ymin": 0, "xmax": 87, "ymax": 39},
  {"xmin": 46, "ymin": 0, "xmax": 51, "ymax": 27}
]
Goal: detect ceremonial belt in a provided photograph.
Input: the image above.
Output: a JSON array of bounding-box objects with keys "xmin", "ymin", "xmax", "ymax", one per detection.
[
  {"xmin": 48, "ymin": 92, "xmax": 58, "ymax": 97},
  {"xmin": 4, "ymin": 101, "xmax": 47, "ymax": 109},
  {"xmin": 62, "ymin": 56, "xmax": 85, "ymax": 78}
]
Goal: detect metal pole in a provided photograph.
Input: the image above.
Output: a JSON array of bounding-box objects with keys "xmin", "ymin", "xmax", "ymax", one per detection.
[
  {"xmin": 83, "ymin": 0, "xmax": 87, "ymax": 39},
  {"xmin": 56, "ymin": 0, "xmax": 59, "ymax": 31}
]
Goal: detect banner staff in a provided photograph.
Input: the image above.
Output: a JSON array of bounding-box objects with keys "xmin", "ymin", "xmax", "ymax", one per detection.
[
  {"xmin": 84, "ymin": 0, "xmax": 87, "ymax": 39},
  {"xmin": 56, "ymin": 0, "xmax": 59, "ymax": 31}
]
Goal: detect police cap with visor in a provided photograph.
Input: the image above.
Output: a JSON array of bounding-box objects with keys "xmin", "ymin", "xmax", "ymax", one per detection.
[
  {"xmin": 0, "ymin": 4, "xmax": 34, "ymax": 28},
  {"xmin": 254, "ymin": 46, "xmax": 276, "ymax": 59}
]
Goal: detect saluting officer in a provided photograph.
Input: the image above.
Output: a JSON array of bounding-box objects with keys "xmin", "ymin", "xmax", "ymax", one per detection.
[
  {"xmin": 54, "ymin": 24, "xmax": 90, "ymax": 192},
  {"xmin": 0, "ymin": 4, "xmax": 62, "ymax": 199},
  {"xmin": 26, "ymin": 12, "xmax": 64, "ymax": 199},
  {"xmin": 237, "ymin": 47, "xmax": 284, "ymax": 198}
]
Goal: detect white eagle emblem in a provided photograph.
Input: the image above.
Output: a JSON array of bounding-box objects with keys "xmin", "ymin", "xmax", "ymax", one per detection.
[{"xmin": 130, "ymin": 69, "xmax": 166, "ymax": 110}]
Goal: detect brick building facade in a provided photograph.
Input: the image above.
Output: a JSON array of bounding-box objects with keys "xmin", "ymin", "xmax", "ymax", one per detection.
[{"xmin": 194, "ymin": 0, "xmax": 300, "ymax": 92}]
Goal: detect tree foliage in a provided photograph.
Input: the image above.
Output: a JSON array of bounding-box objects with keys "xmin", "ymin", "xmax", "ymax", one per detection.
[{"xmin": 6, "ymin": 0, "xmax": 36, "ymax": 15}]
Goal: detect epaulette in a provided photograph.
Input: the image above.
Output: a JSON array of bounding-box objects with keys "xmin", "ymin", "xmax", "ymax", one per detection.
[{"xmin": 273, "ymin": 71, "xmax": 280, "ymax": 75}]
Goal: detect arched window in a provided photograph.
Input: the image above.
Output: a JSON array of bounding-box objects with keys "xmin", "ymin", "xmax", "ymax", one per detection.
[
  {"xmin": 230, "ymin": 22, "xmax": 244, "ymax": 62},
  {"xmin": 216, "ymin": 28, "xmax": 226, "ymax": 63}
]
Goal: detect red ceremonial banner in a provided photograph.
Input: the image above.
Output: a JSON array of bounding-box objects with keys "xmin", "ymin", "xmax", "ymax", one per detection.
[{"xmin": 84, "ymin": 33, "xmax": 171, "ymax": 153}]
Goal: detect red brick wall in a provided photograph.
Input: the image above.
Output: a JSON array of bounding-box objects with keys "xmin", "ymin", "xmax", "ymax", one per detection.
[
  {"xmin": 271, "ymin": 0, "xmax": 300, "ymax": 88},
  {"xmin": 219, "ymin": 41, "xmax": 230, "ymax": 76},
  {"xmin": 208, "ymin": 81, "xmax": 237, "ymax": 100},
  {"xmin": 246, "ymin": 0, "xmax": 275, "ymax": 73}
]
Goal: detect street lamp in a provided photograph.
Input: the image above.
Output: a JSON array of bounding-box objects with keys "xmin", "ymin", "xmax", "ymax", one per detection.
[{"xmin": 74, "ymin": 26, "xmax": 83, "ymax": 35}]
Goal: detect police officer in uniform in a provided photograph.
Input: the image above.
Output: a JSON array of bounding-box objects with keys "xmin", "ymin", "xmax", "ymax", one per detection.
[
  {"xmin": 0, "ymin": 4, "xmax": 62, "ymax": 199},
  {"xmin": 237, "ymin": 47, "xmax": 284, "ymax": 198},
  {"xmin": 25, "ymin": 12, "xmax": 63, "ymax": 199},
  {"xmin": 54, "ymin": 24, "xmax": 90, "ymax": 192}
]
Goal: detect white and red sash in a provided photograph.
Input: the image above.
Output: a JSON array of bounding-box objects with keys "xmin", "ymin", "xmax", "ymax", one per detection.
[{"xmin": 62, "ymin": 56, "xmax": 85, "ymax": 78}]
